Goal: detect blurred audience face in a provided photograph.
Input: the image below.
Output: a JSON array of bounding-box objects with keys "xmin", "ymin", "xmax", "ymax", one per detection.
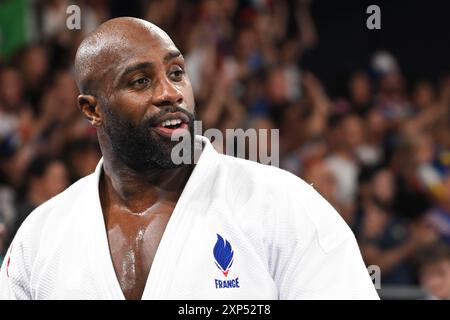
[
  {"xmin": 435, "ymin": 126, "xmax": 450, "ymax": 150},
  {"xmin": 371, "ymin": 169, "xmax": 395, "ymax": 204},
  {"xmin": 43, "ymin": 161, "xmax": 69, "ymax": 198},
  {"xmin": 0, "ymin": 68, "xmax": 23, "ymax": 109},
  {"xmin": 413, "ymin": 133, "xmax": 435, "ymax": 165},
  {"xmin": 145, "ymin": 0, "xmax": 177, "ymax": 27},
  {"xmin": 21, "ymin": 45, "xmax": 49, "ymax": 86},
  {"xmin": 349, "ymin": 71, "xmax": 371, "ymax": 106},
  {"xmin": 266, "ymin": 68, "xmax": 289, "ymax": 104},
  {"xmin": 379, "ymin": 72, "xmax": 406, "ymax": 98},
  {"xmin": 236, "ymin": 27, "xmax": 259, "ymax": 61},
  {"xmin": 221, "ymin": 0, "xmax": 238, "ymax": 17},
  {"xmin": 69, "ymin": 145, "xmax": 101, "ymax": 179},
  {"xmin": 39, "ymin": 160, "xmax": 69, "ymax": 200},
  {"xmin": 366, "ymin": 108, "xmax": 386, "ymax": 138},
  {"xmin": 304, "ymin": 160, "xmax": 337, "ymax": 204},
  {"xmin": 1, "ymin": 150, "xmax": 30, "ymax": 188},
  {"xmin": 279, "ymin": 103, "xmax": 304, "ymax": 149},
  {"xmin": 361, "ymin": 201, "xmax": 390, "ymax": 238},
  {"xmin": 335, "ymin": 114, "xmax": 365, "ymax": 151},
  {"xmin": 280, "ymin": 40, "xmax": 300, "ymax": 66},
  {"xmin": 254, "ymin": 11, "xmax": 272, "ymax": 39},
  {"xmin": 54, "ymin": 71, "xmax": 78, "ymax": 104},
  {"xmin": 52, "ymin": 70, "xmax": 79, "ymax": 120},
  {"xmin": 413, "ymin": 81, "xmax": 436, "ymax": 109},
  {"xmin": 420, "ymin": 258, "xmax": 450, "ymax": 300},
  {"xmin": 202, "ymin": 0, "xmax": 222, "ymax": 20},
  {"xmin": 248, "ymin": 117, "xmax": 276, "ymax": 161}
]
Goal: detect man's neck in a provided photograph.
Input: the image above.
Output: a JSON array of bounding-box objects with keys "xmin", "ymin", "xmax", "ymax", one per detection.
[{"xmin": 101, "ymin": 155, "xmax": 194, "ymax": 214}]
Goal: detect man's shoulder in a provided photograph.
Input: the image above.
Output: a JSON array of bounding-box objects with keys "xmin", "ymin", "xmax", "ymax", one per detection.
[
  {"xmin": 212, "ymin": 153, "xmax": 313, "ymax": 211},
  {"xmin": 216, "ymin": 153, "xmax": 304, "ymax": 188},
  {"xmin": 215, "ymin": 153, "xmax": 354, "ymax": 252}
]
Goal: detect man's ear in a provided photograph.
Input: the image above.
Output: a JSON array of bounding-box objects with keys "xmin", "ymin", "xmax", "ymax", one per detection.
[{"xmin": 78, "ymin": 94, "xmax": 101, "ymax": 126}]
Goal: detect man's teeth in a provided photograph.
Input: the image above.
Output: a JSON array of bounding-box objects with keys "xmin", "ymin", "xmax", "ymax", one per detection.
[{"xmin": 160, "ymin": 119, "xmax": 183, "ymax": 127}]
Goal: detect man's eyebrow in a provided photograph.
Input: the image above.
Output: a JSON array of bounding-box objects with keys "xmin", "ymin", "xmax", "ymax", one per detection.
[
  {"xmin": 120, "ymin": 62, "xmax": 154, "ymax": 78},
  {"xmin": 164, "ymin": 50, "xmax": 182, "ymax": 63},
  {"xmin": 115, "ymin": 52, "xmax": 182, "ymax": 85}
]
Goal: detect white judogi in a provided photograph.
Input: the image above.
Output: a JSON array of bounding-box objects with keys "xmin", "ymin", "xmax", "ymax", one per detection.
[{"xmin": 0, "ymin": 136, "xmax": 379, "ymax": 299}]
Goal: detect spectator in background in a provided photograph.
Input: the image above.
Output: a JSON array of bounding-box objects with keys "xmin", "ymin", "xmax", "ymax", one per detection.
[
  {"xmin": 239, "ymin": 116, "xmax": 278, "ymax": 165},
  {"xmin": 0, "ymin": 65, "xmax": 35, "ymax": 237},
  {"xmin": 356, "ymin": 166, "xmax": 439, "ymax": 284},
  {"xmin": 303, "ymin": 159, "xmax": 340, "ymax": 213},
  {"xmin": 8, "ymin": 156, "xmax": 69, "ymax": 243},
  {"xmin": 63, "ymin": 138, "xmax": 101, "ymax": 183},
  {"xmin": 412, "ymin": 80, "xmax": 436, "ymax": 112},
  {"xmin": 416, "ymin": 243, "xmax": 450, "ymax": 300},
  {"xmin": 348, "ymin": 71, "xmax": 373, "ymax": 117},
  {"xmin": 426, "ymin": 170, "xmax": 450, "ymax": 245},
  {"xmin": 279, "ymin": 72, "xmax": 330, "ymax": 175},
  {"xmin": 32, "ymin": 69, "xmax": 92, "ymax": 155},
  {"xmin": 362, "ymin": 107, "xmax": 386, "ymax": 164},
  {"xmin": 0, "ymin": 65, "xmax": 34, "ymax": 147},
  {"xmin": 371, "ymin": 51, "xmax": 414, "ymax": 123},
  {"xmin": 14, "ymin": 44, "xmax": 49, "ymax": 111},
  {"xmin": 358, "ymin": 201, "xmax": 438, "ymax": 285},
  {"xmin": 325, "ymin": 113, "xmax": 364, "ymax": 222}
]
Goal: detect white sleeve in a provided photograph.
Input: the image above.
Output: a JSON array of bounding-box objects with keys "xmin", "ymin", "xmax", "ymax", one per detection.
[
  {"xmin": 273, "ymin": 178, "xmax": 379, "ymax": 300},
  {"xmin": 0, "ymin": 234, "xmax": 33, "ymax": 300}
]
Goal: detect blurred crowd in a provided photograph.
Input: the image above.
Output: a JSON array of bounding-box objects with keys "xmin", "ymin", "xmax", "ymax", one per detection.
[{"xmin": 0, "ymin": 0, "xmax": 449, "ymax": 299}]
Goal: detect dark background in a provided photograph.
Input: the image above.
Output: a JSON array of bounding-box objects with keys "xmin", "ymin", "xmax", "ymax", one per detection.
[
  {"xmin": 301, "ymin": 0, "xmax": 450, "ymax": 96},
  {"xmin": 107, "ymin": 0, "xmax": 450, "ymax": 97}
]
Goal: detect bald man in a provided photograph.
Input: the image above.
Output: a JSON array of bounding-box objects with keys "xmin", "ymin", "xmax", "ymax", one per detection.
[{"xmin": 0, "ymin": 18, "xmax": 379, "ymax": 300}]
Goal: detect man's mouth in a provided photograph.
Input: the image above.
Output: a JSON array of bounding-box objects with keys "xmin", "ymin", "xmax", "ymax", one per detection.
[{"xmin": 152, "ymin": 112, "xmax": 191, "ymax": 138}]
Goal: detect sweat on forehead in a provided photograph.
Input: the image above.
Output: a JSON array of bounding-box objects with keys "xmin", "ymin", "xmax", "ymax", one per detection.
[{"xmin": 74, "ymin": 17, "xmax": 174, "ymax": 94}]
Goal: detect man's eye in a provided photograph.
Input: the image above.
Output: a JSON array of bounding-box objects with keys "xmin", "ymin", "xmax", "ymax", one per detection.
[
  {"xmin": 132, "ymin": 77, "xmax": 150, "ymax": 86},
  {"xmin": 170, "ymin": 68, "xmax": 185, "ymax": 80}
]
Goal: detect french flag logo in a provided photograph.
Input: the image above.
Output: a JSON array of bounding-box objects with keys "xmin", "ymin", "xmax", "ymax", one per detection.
[{"xmin": 213, "ymin": 234, "xmax": 234, "ymax": 277}]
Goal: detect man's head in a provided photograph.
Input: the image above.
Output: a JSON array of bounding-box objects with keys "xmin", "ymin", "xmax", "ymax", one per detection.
[{"xmin": 74, "ymin": 17, "xmax": 195, "ymax": 171}]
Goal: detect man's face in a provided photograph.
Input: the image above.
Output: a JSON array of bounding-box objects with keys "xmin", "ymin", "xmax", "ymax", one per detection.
[{"xmin": 98, "ymin": 31, "xmax": 195, "ymax": 170}]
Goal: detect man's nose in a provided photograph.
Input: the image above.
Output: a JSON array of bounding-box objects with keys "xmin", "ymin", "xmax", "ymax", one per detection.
[{"xmin": 151, "ymin": 76, "xmax": 183, "ymax": 107}]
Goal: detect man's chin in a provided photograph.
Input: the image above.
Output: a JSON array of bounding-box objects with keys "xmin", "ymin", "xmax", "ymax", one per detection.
[
  {"xmin": 111, "ymin": 128, "xmax": 195, "ymax": 171},
  {"xmin": 122, "ymin": 157, "xmax": 182, "ymax": 171}
]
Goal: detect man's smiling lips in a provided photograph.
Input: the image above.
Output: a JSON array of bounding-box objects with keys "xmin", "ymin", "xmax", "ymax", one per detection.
[{"xmin": 151, "ymin": 111, "xmax": 190, "ymax": 138}]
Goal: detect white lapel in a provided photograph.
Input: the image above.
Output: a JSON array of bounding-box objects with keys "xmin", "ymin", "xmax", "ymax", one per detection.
[{"xmin": 88, "ymin": 136, "xmax": 219, "ymax": 299}]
